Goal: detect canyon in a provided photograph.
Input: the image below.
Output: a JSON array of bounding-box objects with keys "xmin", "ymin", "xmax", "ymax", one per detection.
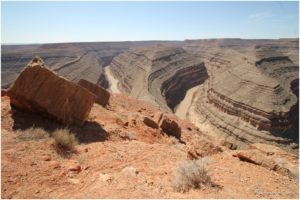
[
  {"xmin": 1, "ymin": 38, "xmax": 299, "ymax": 198},
  {"xmin": 2, "ymin": 39, "xmax": 299, "ymax": 153}
]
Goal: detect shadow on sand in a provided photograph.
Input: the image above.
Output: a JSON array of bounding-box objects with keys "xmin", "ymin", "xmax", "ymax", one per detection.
[{"xmin": 11, "ymin": 106, "xmax": 109, "ymax": 144}]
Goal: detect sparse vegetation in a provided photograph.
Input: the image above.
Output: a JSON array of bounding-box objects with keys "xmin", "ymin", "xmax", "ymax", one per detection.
[
  {"xmin": 16, "ymin": 127, "xmax": 49, "ymax": 141},
  {"xmin": 52, "ymin": 128, "xmax": 78, "ymax": 151},
  {"xmin": 173, "ymin": 158, "xmax": 213, "ymax": 192}
]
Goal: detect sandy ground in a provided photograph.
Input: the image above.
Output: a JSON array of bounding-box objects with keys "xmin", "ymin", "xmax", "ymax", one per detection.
[
  {"xmin": 175, "ymin": 85, "xmax": 200, "ymax": 120},
  {"xmin": 104, "ymin": 66, "xmax": 120, "ymax": 93}
]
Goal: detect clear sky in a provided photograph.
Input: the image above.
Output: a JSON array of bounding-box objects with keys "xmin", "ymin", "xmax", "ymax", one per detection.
[{"xmin": 1, "ymin": 1, "xmax": 299, "ymax": 44}]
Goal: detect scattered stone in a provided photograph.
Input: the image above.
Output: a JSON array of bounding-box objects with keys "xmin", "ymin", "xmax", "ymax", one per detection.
[
  {"xmin": 116, "ymin": 118, "xmax": 126, "ymax": 126},
  {"xmin": 187, "ymin": 150, "xmax": 198, "ymax": 160},
  {"xmin": 7, "ymin": 57, "xmax": 96, "ymax": 126},
  {"xmin": 78, "ymin": 79, "xmax": 110, "ymax": 107},
  {"xmin": 128, "ymin": 113, "xmax": 140, "ymax": 125},
  {"xmin": 41, "ymin": 155, "xmax": 51, "ymax": 161},
  {"xmin": 233, "ymin": 149, "xmax": 297, "ymax": 178},
  {"xmin": 67, "ymin": 160, "xmax": 81, "ymax": 173},
  {"xmin": 159, "ymin": 115, "xmax": 181, "ymax": 139},
  {"xmin": 143, "ymin": 116, "xmax": 159, "ymax": 129},
  {"xmin": 99, "ymin": 173, "xmax": 114, "ymax": 183},
  {"xmin": 48, "ymin": 160, "xmax": 61, "ymax": 169},
  {"xmin": 68, "ymin": 178, "xmax": 80, "ymax": 184},
  {"xmin": 121, "ymin": 166, "xmax": 139, "ymax": 177},
  {"xmin": 124, "ymin": 121, "xmax": 129, "ymax": 127},
  {"xmin": 221, "ymin": 140, "xmax": 238, "ymax": 150},
  {"xmin": 119, "ymin": 131, "xmax": 137, "ymax": 140},
  {"xmin": 233, "ymin": 152, "xmax": 260, "ymax": 165}
]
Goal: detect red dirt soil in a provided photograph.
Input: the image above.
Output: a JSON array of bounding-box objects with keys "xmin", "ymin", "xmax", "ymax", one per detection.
[{"xmin": 1, "ymin": 94, "xmax": 298, "ymax": 198}]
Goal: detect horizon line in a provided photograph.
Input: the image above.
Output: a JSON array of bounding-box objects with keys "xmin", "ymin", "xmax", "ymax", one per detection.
[{"xmin": 2, "ymin": 37, "xmax": 299, "ymax": 46}]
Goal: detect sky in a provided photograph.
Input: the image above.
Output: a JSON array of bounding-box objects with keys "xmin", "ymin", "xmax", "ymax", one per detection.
[{"xmin": 1, "ymin": 1, "xmax": 299, "ymax": 44}]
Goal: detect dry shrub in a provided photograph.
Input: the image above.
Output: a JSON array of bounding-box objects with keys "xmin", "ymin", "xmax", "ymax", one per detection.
[
  {"xmin": 52, "ymin": 128, "xmax": 78, "ymax": 151},
  {"xmin": 16, "ymin": 127, "xmax": 49, "ymax": 141},
  {"xmin": 173, "ymin": 158, "xmax": 213, "ymax": 192}
]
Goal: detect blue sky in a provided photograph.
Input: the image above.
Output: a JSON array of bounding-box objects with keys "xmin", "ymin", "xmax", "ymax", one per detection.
[{"xmin": 1, "ymin": 1, "xmax": 299, "ymax": 44}]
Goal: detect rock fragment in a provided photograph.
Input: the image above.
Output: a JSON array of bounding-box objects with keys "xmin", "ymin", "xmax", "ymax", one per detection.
[{"xmin": 78, "ymin": 79, "xmax": 110, "ymax": 107}]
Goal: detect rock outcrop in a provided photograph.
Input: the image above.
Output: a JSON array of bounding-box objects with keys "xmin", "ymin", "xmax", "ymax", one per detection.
[
  {"xmin": 8, "ymin": 57, "xmax": 96, "ymax": 125},
  {"xmin": 78, "ymin": 79, "xmax": 110, "ymax": 107},
  {"xmin": 160, "ymin": 115, "xmax": 181, "ymax": 139}
]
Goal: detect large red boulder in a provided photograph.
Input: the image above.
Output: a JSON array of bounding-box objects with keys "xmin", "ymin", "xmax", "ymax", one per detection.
[
  {"xmin": 78, "ymin": 79, "xmax": 110, "ymax": 107},
  {"xmin": 8, "ymin": 57, "xmax": 96, "ymax": 125}
]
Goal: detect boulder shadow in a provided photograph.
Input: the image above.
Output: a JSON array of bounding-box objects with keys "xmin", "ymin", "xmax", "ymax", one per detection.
[{"xmin": 11, "ymin": 107, "xmax": 109, "ymax": 144}]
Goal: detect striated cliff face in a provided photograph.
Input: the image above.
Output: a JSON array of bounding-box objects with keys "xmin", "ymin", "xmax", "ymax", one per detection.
[
  {"xmin": 1, "ymin": 41, "xmax": 177, "ymax": 89},
  {"xmin": 161, "ymin": 64, "xmax": 208, "ymax": 109},
  {"xmin": 184, "ymin": 39, "xmax": 299, "ymax": 152},
  {"xmin": 110, "ymin": 45, "xmax": 209, "ymax": 111}
]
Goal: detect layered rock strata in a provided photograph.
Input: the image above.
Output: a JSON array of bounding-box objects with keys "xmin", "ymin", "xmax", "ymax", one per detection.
[
  {"xmin": 185, "ymin": 39, "xmax": 299, "ymax": 152},
  {"xmin": 110, "ymin": 45, "xmax": 208, "ymax": 111}
]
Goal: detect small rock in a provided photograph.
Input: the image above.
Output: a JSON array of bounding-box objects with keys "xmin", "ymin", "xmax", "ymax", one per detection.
[
  {"xmin": 121, "ymin": 166, "xmax": 138, "ymax": 177},
  {"xmin": 143, "ymin": 116, "xmax": 159, "ymax": 129},
  {"xmin": 116, "ymin": 118, "xmax": 126, "ymax": 126},
  {"xmin": 187, "ymin": 150, "xmax": 198, "ymax": 160},
  {"xmin": 128, "ymin": 113, "xmax": 140, "ymax": 125},
  {"xmin": 221, "ymin": 140, "xmax": 237, "ymax": 150},
  {"xmin": 67, "ymin": 160, "xmax": 81, "ymax": 173},
  {"xmin": 187, "ymin": 127, "xmax": 193, "ymax": 131},
  {"xmin": 41, "ymin": 155, "xmax": 51, "ymax": 161},
  {"xmin": 30, "ymin": 161, "xmax": 37, "ymax": 166},
  {"xmin": 124, "ymin": 121, "xmax": 129, "ymax": 127},
  {"xmin": 68, "ymin": 178, "xmax": 80, "ymax": 184},
  {"xmin": 48, "ymin": 160, "xmax": 61, "ymax": 169},
  {"xmin": 99, "ymin": 173, "xmax": 114, "ymax": 183}
]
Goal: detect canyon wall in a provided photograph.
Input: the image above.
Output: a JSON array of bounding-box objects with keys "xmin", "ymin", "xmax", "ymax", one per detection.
[
  {"xmin": 184, "ymin": 39, "xmax": 299, "ymax": 152},
  {"xmin": 110, "ymin": 45, "xmax": 209, "ymax": 111}
]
